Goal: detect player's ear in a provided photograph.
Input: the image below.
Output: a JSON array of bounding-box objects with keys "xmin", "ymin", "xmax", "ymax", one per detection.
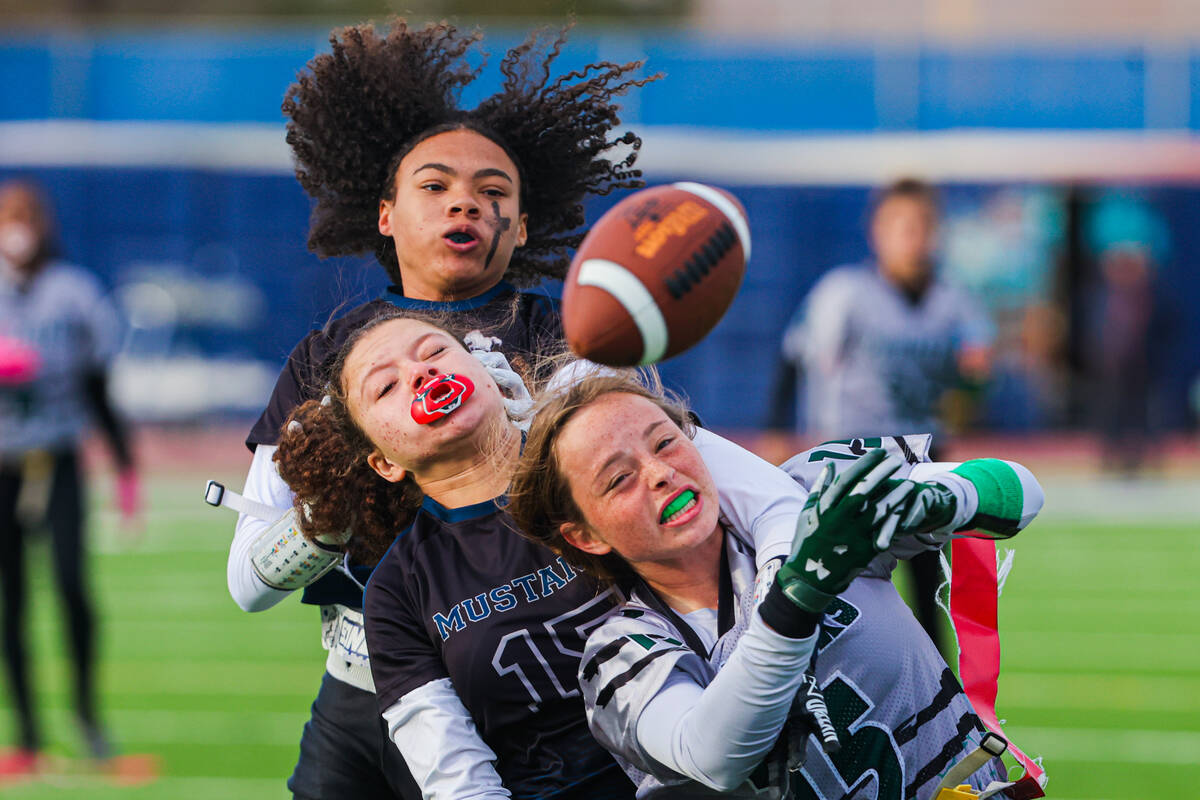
[
  {"xmin": 560, "ymin": 521, "xmax": 610, "ymax": 556},
  {"xmin": 514, "ymin": 212, "xmax": 528, "ymax": 248},
  {"xmin": 367, "ymin": 448, "xmax": 407, "ymax": 484},
  {"xmin": 378, "ymin": 199, "xmax": 395, "ymax": 237}
]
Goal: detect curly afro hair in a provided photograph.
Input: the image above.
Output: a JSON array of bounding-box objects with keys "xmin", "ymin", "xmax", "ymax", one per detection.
[{"xmin": 283, "ymin": 20, "xmax": 657, "ymax": 288}]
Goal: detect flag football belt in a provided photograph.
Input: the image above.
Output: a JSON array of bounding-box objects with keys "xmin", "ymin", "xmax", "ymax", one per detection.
[
  {"xmin": 320, "ymin": 604, "xmax": 375, "ymax": 693},
  {"xmin": 934, "ymin": 731, "xmax": 1010, "ymax": 799},
  {"xmin": 950, "ymin": 537, "xmax": 1047, "ymax": 798},
  {"xmin": 203, "ymin": 480, "xmax": 341, "ymax": 591}
]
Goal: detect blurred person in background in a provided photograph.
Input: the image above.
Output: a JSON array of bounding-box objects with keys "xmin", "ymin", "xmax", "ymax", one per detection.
[
  {"xmin": 1083, "ymin": 192, "xmax": 1170, "ymax": 475},
  {"xmin": 764, "ymin": 178, "xmax": 994, "ymax": 656},
  {"xmin": 0, "ymin": 179, "xmax": 140, "ymax": 777},
  {"xmin": 217, "ymin": 20, "xmax": 654, "ymax": 799},
  {"xmin": 939, "ymin": 187, "xmax": 1067, "ymax": 432}
]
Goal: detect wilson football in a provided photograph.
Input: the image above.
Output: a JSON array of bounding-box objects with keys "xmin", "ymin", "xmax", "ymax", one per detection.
[{"xmin": 562, "ymin": 182, "xmax": 750, "ymax": 366}]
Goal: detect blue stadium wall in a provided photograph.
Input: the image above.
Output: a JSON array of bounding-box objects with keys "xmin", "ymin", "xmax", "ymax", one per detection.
[{"xmin": 3, "ymin": 28, "xmax": 1199, "ymax": 430}]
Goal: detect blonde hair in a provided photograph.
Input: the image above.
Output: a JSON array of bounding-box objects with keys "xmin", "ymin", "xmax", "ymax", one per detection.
[{"xmin": 507, "ymin": 367, "xmax": 694, "ymax": 586}]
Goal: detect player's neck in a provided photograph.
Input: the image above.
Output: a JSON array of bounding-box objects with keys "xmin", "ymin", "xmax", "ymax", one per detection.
[
  {"xmin": 880, "ymin": 263, "xmax": 932, "ymax": 304},
  {"xmin": 416, "ymin": 424, "xmax": 520, "ymax": 508},
  {"xmin": 639, "ymin": 529, "xmax": 723, "ymax": 615},
  {"xmin": 398, "ymin": 270, "xmax": 505, "ymax": 303}
]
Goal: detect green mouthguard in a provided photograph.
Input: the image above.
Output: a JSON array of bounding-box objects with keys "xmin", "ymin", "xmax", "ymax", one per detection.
[{"xmin": 661, "ymin": 490, "xmax": 696, "ymax": 523}]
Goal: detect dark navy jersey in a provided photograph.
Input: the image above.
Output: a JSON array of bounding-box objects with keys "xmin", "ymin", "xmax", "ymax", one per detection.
[
  {"xmin": 247, "ymin": 282, "xmax": 561, "ymax": 450},
  {"xmin": 364, "ymin": 495, "xmax": 630, "ymax": 799},
  {"xmin": 242, "ymin": 282, "xmax": 561, "ymax": 610}
]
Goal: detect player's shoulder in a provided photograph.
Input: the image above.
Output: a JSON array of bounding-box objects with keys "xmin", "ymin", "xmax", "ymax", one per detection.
[
  {"xmin": 511, "ymin": 284, "xmax": 561, "ymax": 312},
  {"xmin": 805, "ymin": 262, "xmax": 875, "ymax": 305},
  {"xmin": 820, "ymin": 262, "xmax": 877, "ymax": 290},
  {"xmin": 487, "ymin": 283, "xmax": 563, "ymax": 333},
  {"xmin": 288, "ymin": 298, "xmax": 391, "ymax": 363},
  {"xmin": 580, "ymin": 602, "xmax": 690, "ymax": 690},
  {"xmin": 927, "ymin": 276, "xmax": 978, "ymax": 308},
  {"xmin": 379, "ymin": 496, "xmax": 505, "ymax": 568},
  {"xmin": 320, "ymin": 298, "xmax": 394, "ymax": 342},
  {"xmin": 779, "ymin": 434, "xmax": 933, "ymax": 485},
  {"xmin": 362, "ymin": 514, "xmax": 423, "ymax": 605},
  {"xmin": 36, "ymin": 260, "xmax": 106, "ymax": 298}
]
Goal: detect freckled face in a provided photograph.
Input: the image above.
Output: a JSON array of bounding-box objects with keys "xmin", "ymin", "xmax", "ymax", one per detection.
[
  {"xmin": 555, "ymin": 393, "xmax": 721, "ymax": 571},
  {"xmin": 342, "ymin": 318, "xmax": 507, "ymax": 480},
  {"xmin": 378, "ymin": 129, "xmax": 529, "ymax": 302}
]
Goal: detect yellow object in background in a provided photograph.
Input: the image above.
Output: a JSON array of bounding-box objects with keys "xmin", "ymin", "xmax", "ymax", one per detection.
[{"xmin": 934, "ymin": 786, "xmax": 981, "ymax": 800}]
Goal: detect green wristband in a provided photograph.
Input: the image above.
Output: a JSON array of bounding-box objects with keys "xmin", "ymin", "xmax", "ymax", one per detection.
[{"xmin": 952, "ymin": 458, "xmax": 1022, "ymax": 534}]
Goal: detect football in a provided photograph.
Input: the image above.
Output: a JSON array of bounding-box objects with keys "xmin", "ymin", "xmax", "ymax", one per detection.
[{"xmin": 562, "ymin": 182, "xmax": 750, "ymax": 366}]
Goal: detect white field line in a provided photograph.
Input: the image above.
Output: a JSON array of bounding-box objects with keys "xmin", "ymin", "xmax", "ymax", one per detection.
[
  {"xmin": 1035, "ymin": 476, "xmax": 1200, "ymax": 522},
  {"xmin": 1002, "ymin": 630, "xmax": 1200, "ymax": 652},
  {"xmin": 1000, "ymin": 672, "xmax": 1200, "ymax": 713},
  {"xmin": 1007, "ymin": 725, "xmax": 1200, "ymax": 766}
]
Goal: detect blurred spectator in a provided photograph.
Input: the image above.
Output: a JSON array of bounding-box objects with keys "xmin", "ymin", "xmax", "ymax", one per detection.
[
  {"xmin": 941, "ymin": 187, "xmax": 1068, "ymax": 430},
  {"xmin": 0, "ymin": 180, "xmax": 140, "ymax": 777},
  {"xmin": 984, "ymin": 302, "xmax": 1069, "ymax": 431},
  {"xmin": 1083, "ymin": 192, "xmax": 1170, "ymax": 474},
  {"xmin": 764, "ymin": 177, "xmax": 994, "ymax": 655}
]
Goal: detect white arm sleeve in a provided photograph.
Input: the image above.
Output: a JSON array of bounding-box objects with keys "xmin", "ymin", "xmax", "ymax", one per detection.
[
  {"xmin": 226, "ymin": 445, "xmax": 294, "ymax": 612},
  {"xmin": 634, "ymin": 613, "xmax": 817, "ymax": 792},
  {"xmin": 382, "ymin": 677, "xmax": 511, "ymax": 800},
  {"xmin": 693, "ymin": 427, "xmax": 809, "ymax": 568}
]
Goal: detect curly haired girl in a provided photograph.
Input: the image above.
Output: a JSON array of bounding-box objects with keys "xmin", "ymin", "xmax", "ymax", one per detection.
[
  {"xmin": 275, "ymin": 310, "xmax": 631, "ymax": 798},
  {"xmin": 224, "ymin": 20, "xmax": 657, "ymax": 799}
]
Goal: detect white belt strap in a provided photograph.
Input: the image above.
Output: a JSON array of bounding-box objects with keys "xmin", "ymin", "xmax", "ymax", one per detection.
[
  {"xmin": 204, "ymin": 480, "xmax": 286, "ymax": 522},
  {"xmin": 936, "ymin": 732, "xmax": 1008, "ymax": 794}
]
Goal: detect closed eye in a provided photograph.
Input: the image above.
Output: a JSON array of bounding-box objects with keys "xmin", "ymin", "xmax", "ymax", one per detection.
[
  {"xmin": 604, "ymin": 473, "xmax": 628, "ymax": 493},
  {"xmin": 655, "ymin": 436, "xmax": 675, "ymax": 452},
  {"xmin": 377, "ymin": 380, "xmax": 396, "ymax": 400}
]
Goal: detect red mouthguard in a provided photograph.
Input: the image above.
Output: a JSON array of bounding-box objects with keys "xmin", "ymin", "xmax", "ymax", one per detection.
[{"xmin": 411, "ymin": 374, "xmax": 475, "ymax": 424}]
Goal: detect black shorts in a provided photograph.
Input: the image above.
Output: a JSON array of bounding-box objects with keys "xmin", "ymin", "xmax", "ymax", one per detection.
[{"xmin": 288, "ymin": 671, "xmax": 420, "ymax": 800}]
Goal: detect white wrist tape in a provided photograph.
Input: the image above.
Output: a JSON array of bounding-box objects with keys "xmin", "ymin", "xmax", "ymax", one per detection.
[{"xmin": 205, "ymin": 480, "xmax": 341, "ymax": 591}]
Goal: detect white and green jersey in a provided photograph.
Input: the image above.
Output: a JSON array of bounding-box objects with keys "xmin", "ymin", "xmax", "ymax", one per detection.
[
  {"xmin": 580, "ymin": 527, "xmax": 816, "ymax": 799},
  {"xmin": 580, "ymin": 567, "xmax": 1005, "ymax": 799},
  {"xmin": 579, "ymin": 439, "xmax": 1040, "ymax": 799}
]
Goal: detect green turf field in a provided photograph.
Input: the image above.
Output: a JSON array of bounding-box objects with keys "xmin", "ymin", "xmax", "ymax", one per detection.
[{"xmin": 0, "ymin": 472, "xmax": 1197, "ymax": 799}]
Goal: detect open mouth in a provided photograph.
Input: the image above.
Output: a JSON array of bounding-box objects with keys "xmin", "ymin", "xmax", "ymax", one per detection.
[
  {"xmin": 411, "ymin": 374, "xmax": 475, "ymax": 425},
  {"xmin": 660, "ymin": 489, "xmax": 698, "ymax": 524},
  {"xmin": 426, "ymin": 381, "xmax": 456, "ymax": 403},
  {"xmin": 445, "ymin": 231, "xmax": 477, "ymax": 245}
]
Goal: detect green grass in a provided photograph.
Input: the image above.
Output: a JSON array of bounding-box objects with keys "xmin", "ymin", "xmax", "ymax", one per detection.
[
  {"xmin": 0, "ymin": 480, "xmax": 316, "ymax": 799},
  {"xmin": 1, "ymin": 478, "xmax": 1197, "ymax": 798}
]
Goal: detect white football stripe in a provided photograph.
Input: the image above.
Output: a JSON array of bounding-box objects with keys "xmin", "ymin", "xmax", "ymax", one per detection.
[
  {"xmin": 671, "ymin": 181, "xmax": 752, "ymax": 262},
  {"xmin": 576, "ymin": 259, "xmax": 669, "ymax": 364}
]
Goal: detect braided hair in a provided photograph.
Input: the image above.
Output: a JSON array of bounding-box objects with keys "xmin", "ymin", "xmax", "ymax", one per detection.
[{"xmin": 283, "ymin": 20, "xmax": 657, "ymax": 287}]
